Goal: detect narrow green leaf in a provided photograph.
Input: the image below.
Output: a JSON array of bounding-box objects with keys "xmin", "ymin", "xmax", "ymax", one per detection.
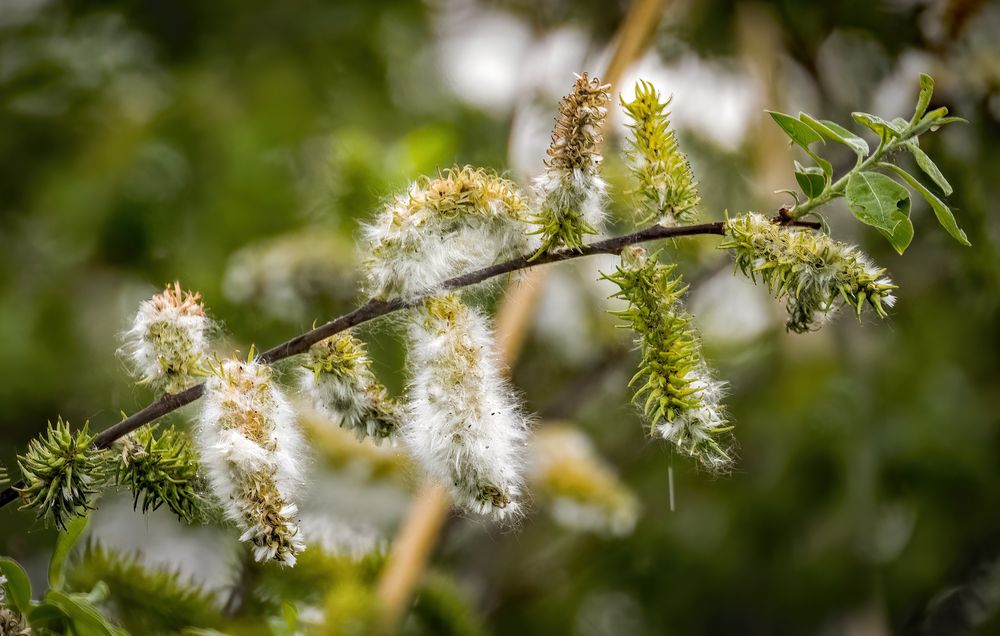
[
  {"xmin": 880, "ymin": 163, "xmax": 970, "ymax": 246},
  {"xmin": 852, "ymin": 112, "xmax": 903, "ymax": 139},
  {"xmin": 933, "ymin": 116, "xmax": 968, "ymax": 126},
  {"xmin": 913, "ymin": 74, "xmax": 934, "ymax": 122},
  {"xmin": 49, "ymin": 515, "xmax": 88, "ymax": 591},
  {"xmin": 846, "ymin": 171, "xmax": 914, "ymax": 254},
  {"xmin": 0, "ymin": 557, "xmax": 32, "ymax": 612},
  {"xmin": 45, "ymin": 591, "xmax": 115, "ymax": 636},
  {"xmin": 793, "ymin": 161, "xmax": 825, "ymax": 198},
  {"xmin": 767, "ymin": 111, "xmax": 832, "ymax": 180},
  {"xmin": 904, "ymin": 143, "xmax": 952, "ymax": 195},
  {"xmin": 911, "ymin": 107, "xmax": 952, "ymax": 136},
  {"xmin": 768, "ymin": 110, "xmax": 823, "ymax": 147}
]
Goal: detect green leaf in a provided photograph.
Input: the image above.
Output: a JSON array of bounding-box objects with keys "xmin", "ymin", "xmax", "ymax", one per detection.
[
  {"xmin": 768, "ymin": 111, "xmax": 832, "ymax": 180},
  {"xmin": 28, "ymin": 602, "xmax": 69, "ymax": 629},
  {"xmin": 913, "ymin": 73, "xmax": 934, "ymax": 122},
  {"xmin": 904, "ymin": 143, "xmax": 953, "ymax": 195},
  {"xmin": 794, "ymin": 161, "xmax": 825, "ymax": 199},
  {"xmin": 0, "ymin": 557, "xmax": 32, "ymax": 612},
  {"xmin": 768, "ymin": 110, "xmax": 823, "ymax": 147},
  {"xmin": 45, "ymin": 591, "xmax": 115, "ymax": 636},
  {"xmin": 846, "ymin": 171, "xmax": 914, "ymax": 254},
  {"xmin": 799, "ymin": 113, "xmax": 869, "ymax": 156},
  {"xmin": 911, "ymin": 107, "xmax": 953, "ymax": 136},
  {"xmin": 933, "ymin": 116, "xmax": 968, "ymax": 126},
  {"xmin": 852, "ymin": 112, "xmax": 904, "ymax": 139},
  {"xmin": 49, "ymin": 515, "xmax": 88, "ymax": 591},
  {"xmin": 880, "ymin": 163, "xmax": 970, "ymax": 246}
]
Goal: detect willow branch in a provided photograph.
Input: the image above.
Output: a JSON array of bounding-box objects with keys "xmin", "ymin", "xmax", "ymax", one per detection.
[{"xmin": 0, "ymin": 218, "xmax": 817, "ymax": 511}]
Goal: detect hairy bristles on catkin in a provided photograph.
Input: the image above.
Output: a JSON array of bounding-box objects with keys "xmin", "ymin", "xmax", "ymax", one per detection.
[
  {"xmin": 363, "ymin": 165, "xmax": 531, "ymax": 299},
  {"xmin": 531, "ymin": 73, "xmax": 611, "ymax": 254},
  {"xmin": 721, "ymin": 213, "xmax": 897, "ymax": 332},
  {"xmin": 403, "ymin": 294, "xmax": 529, "ymax": 520},
  {"xmin": 604, "ymin": 247, "xmax": 733, "ymax": 470},
  {"xmin": 196, "ymin": 356, "xmax": 305, "ymax": 566},
  {"xmin": 122, "ymin": 282, "xmax": 211, "ymax": 393},
  {"xmin": 299, "ymin": 332, "xmax": 402, "ymax": 444}
]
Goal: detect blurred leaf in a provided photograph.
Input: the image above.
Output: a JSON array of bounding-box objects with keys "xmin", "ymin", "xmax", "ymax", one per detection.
[
  {"xmin": 0, "ymin": 557, "xmax": 32, "ymax": 612},
  {"xmin": 846, "ymin": 171, "xmax": 913, "ymax": 254},
  {"xmin": 50, "ymin": 515, "xmax": 88, "ymax": 591},
  {"xmin": 880, "ymin": 163, "xmax": 970, "ymax": 246},
  {"xmin": 28, "ymin": 602, "xmax": 68, "ymax": 629},
  {"xmin": 44, "ymin": 590, "xmax": 116, "ymax": 636}
]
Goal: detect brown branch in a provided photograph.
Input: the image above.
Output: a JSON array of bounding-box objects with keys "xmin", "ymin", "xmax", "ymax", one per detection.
[{"xmin": 0, "ymin": 218, "xmax": 818, "ymax": 512}]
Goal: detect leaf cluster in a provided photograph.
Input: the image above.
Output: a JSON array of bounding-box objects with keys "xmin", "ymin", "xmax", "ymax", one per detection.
[{"xmin": 768, "ymin": 73, "xmax": 968, "ymax": 254}]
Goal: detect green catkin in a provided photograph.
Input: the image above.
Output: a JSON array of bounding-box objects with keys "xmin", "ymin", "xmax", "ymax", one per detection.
[
  {"xmin": 621, "ymin": 80, "xmax": 701, "ymax": 225},
  {"xmin": 16, "ymin": 418, "xmax": 107, "ymax": 529},
  {"xmin": 116, "ymin": 425, "xmax": 205, "ymax": 523},
  {"xmin": 721, "ymin": 213, "xmax": 897, "ymax": 332},
  {"xmin": 603, "ymin": 248, "xmax": 732, "ymax": 470}
]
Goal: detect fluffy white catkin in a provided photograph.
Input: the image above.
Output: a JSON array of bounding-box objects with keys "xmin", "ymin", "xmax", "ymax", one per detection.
[
  {"xmin": 363, "ymin": 165, "xmax": 531, "ymax": 299},
  {"xmin": 122, "ymin": 281, "xmax": 211, "ymax": 393},
  {"xmin": 404, "ymin": 294, "xmax": 529, "ymax": 519},
  {"xmin": 197, "ymin": 356, "xmax": 306, "ymax": 566}
]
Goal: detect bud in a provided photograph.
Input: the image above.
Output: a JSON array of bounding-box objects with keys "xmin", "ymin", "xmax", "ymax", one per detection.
[
  {"xmin": 721, "ymin": 213, "xmax": 897, "ymax": 332},
  {"xmin": 404, "ymin": 294, "xmax": 529, "ymax": 519},
  {"xmin": 621, "ymin": 80, "xmax": 700, "ymax": 225},
  {"xmin": 531, "ymin": 73, "xmax": 611, "ymax": 255},
  {"xmin": 299, "ymin": 332, "xmax": 402, "ymax": 444},
  {"xmin": 364, "ymin": 165, "xmax": 530, "ymax": 299},
  {"xmin": 123, "ymin": 282, "xmax": 211, "ymax": 393},
  {"xmin": 603, "ymin": 248, "xmax": 732, "ymax": 469},
  {"xmin": 196, "ymin": 355, "xmax": 305, "ymax": 565}
]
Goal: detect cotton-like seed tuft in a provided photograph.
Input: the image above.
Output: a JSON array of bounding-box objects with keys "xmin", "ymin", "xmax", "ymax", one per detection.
[
  {"xmin": 123, "ymin": 282, "xmax": 211, "ymax": 393},
  {"xmin": 363, "ymin": 165, "xmax": 531, "ymax": 299},
  {"xmin": 196, "ymin": 356, "xmax": 305, "ymax": 566},
  {"xmin": 531, "ymin": 73, "xmax": 611, "ymax": 254},
  {"xmin": 403, "ymin": 294, "xmax": 529, "ymax": 519}
]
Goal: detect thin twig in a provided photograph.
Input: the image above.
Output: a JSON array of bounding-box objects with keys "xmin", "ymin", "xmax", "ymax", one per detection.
[{"xmin": 0, "ymin": 218, "xmax": 817, "ymax": 511}]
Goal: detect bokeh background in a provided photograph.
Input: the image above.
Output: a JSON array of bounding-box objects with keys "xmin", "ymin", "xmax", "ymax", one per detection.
[{"xmin": 1, "ymin": 0, "xmax": 999, "ymax": 634}]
